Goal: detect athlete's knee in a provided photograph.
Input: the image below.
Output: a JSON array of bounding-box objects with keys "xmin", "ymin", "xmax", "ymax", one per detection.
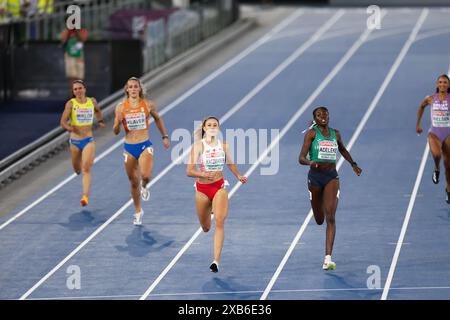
[
  {"xmin": 312, "ymin": 207, "xmax": 324, "ymax": 225},
  {"xmin": 215, "ymin": 217, "xmax": 226, "ymax": 229},
  {"xmin": 81, "ymin": 164, "xmax": 92, "ymax": 174},
  {"xmin": 314, "ymin": 215, "xmax": 325, "ymax": 225},
  {"xmin": 129, "ymin": 178, "xmax": 140, "ymax": 189},
  {"xmin": 326, "ymin": 213, "xmax": 336, "ymax": 225},
  {"xmin": 202, "ymin": 225, "xmax": 210, "ymax": 233}
]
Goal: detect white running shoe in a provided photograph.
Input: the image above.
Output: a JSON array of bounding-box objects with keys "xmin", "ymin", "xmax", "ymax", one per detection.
[
  {"xmin": 133, "ymin": 209, "xmax": 144, "ymax": 225},
  {"xmin": 140, "ymin": 184, "xmax": 150, "ymax": 201},
  {"xmin": 322, "ymin": 261, "xmax": 336, "ymax": 270}
]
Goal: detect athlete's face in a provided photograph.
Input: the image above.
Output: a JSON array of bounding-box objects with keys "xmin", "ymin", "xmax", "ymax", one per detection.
[
  {"xmin": 127, "ymin": 80, "xmax": 141, "ymax": 98},
  {"xmin": 203, "ymin": 118, "xmax": 219, "ymax": 137},
  {"xmin": 314, "ymin": 108, "xmax": 329, "ymax": 126},
  {"xmin": 437, "ymin": 77, "xmax": 450, "ymax": 93},
  {"xmin": 72, "ymin": 83, "xmax": 85, "ymax": 98}
]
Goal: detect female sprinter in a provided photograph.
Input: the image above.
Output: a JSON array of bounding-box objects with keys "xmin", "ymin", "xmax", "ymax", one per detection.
[
  {"xmin": 186, "ymin": 116, "xmax": 247, "ymax": 272},
  {"xmin": 113, "ymin": 77, "xmax": 169, "ymax": 225},
  {"xmin": 416, "ymin": 74, "xmax": 450, "ymax": 203},
  {"xmin": 298, "ymin": 106, "xmax": 362, "ymax": 270},
  {"xmin": 60, "ymin": 80, "xmax": 105, "ymax": 206}
]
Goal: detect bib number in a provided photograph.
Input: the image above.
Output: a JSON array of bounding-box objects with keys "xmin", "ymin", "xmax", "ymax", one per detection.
[
  {"xmin": 318, "ymin": 140, "xmax": 338, "ymax": 161},
  {"xmin": 125, "ymin": 113, "xmax": 147, "ymax": 131},
  {"xmin": 432, "ymin": 110, "xmax": 450, "ymax": 127},
  {"xmin": 204, "ymin": 150, "xmax": 225, "ymax": 172},
  {"xmin": 75, "ymin": 108, "xmax": 93, "ymax": 124}
]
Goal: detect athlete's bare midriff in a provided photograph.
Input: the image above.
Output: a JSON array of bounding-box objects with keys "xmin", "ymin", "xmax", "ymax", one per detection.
[
  {"xmin": 70, "ymin": 126, "xmax": 93, "ymax": 140},
  {"xmin": 197, "ymin": 172, "xmax": 224, "ymax": 185},
  {"xmin": 124, "ymin": 129, "xmax": 150, "ymax": 144}
]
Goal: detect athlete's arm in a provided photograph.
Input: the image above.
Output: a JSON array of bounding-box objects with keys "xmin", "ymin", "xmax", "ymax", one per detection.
[
  {"xmin": 416, "ymin": 95, "xmax": 432, "ymax": 134},
  {"xmin": 112, "ymin": 103, "xmax": 123, "ymax": 135},
  {"xmin": 223, "ymin": 142, "xmax": 247, "ymax": 183},
  {"xmin": 186, "ymin": 142, "xmax": 210, "ymax": 179},
  {"xmin": 298, "ymin": 129, "xmax": 316, "ymax": 166},
  {"xmin": 92, "ymin": 98, "xmax": 105, "ymax": 128},
  {"xmin": 336, "ymin": 129, "xmax": 362, "ymax": 176},
  {"xmin": 60, "ymin": 100, "xmax": 74, "ymax": 132},
  {"xmin": 148, "ymin": 100, "xmax": 169, "ymax": 149}
]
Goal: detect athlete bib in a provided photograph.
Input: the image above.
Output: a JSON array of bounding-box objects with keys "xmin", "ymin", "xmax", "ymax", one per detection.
[
  {"xmin": 74, "ymin": 107, "xmax": 93, "ymax": 124},
  {"xmin": 124, "ymin": 112, "xmax": 147, "ymax": 131},
  {"xmin": 317, "ymin": 140, "xmax": 338, "ymax": 161},
  {"xmin": 203, "ymin": 148, "xmax": 226, "ymax": 172},
  {"xmin": 432, "ymin": 108, "xmax": 450, "ymax": 127}
]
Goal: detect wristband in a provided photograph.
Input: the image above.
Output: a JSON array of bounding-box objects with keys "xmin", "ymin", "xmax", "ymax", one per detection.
[{"xmin": 162, "ymin": 135, "xmax": 169, "ymax": 139}]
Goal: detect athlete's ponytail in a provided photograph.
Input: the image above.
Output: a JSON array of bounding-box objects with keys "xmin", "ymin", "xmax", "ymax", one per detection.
[
  {"xmin": 436, "ymin": 74, "xmax": 450, "ymax": 93},
  {"xmin": 302, "ymin": 120, "xmax": 316, "ymax": 134}
]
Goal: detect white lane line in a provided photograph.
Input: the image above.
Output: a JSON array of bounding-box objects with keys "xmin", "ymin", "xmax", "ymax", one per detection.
[
  {"xmin": 139, "ymin": 10, "xmax": 393, "ymax": 301},
  {"xmin": 27, "ymin": 285, "xmax": 450, "ymax": 300},
  {"xmin": 380, "ymin": 145, "xmax": 429, "ymax": 300},
  {"xmin": 19, "ymin": 11, "xmax": 342, "ymax": 301},
  {"xmin": 0, "ymin": 9, "xmax": 305, "ymax": 231},
  {"xmin": 260, "ymin": 9, "xmax": 428, "ymax": 301},
  {"xmin": 381, "ymin": 57, "xmax": 450, "ymax": 301}
]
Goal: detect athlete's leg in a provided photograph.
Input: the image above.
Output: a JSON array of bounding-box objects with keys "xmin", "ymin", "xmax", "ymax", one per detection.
[
  {"xmin": 429, "ymin": 133, "xmax": 442, "ymax": 176},
  {"xmin": 211, "ymin": 189, "xmax": 229, "ymax": 263},
  {"xmin": 195, "ymin": 191, "xmax": 212, "ymax": 232},
  {"xmin": 138, "ymin": 146, "xmax": 153, "ymax": 189},
  {"xmin": 309, "ymin": 185, "xmax": 324, "ymax": 225},
  {"xmin": 441, "ymin": 136, "xmax": 450, "ymax": 194},
  {"xmin": 124, "ymin": 152, "xmax": 141, "ymax": 213},
  {"xmin": 322, "ymin": 179, "xmax": 340, "ymax": 256},
  {"xmin": 70, "ymin": 144, "xmax": 82, "ymax": 175},
  {"xmin": 80, "ymin": 141, "xmax": 95, "ymax": 197}
]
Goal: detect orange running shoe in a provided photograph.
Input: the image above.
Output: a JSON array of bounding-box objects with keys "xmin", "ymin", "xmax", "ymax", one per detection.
[{"xmin": 80, "ymin": 195, "xmax": 89, "ymax": 207}]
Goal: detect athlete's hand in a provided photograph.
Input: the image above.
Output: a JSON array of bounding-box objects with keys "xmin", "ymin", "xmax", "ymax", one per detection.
[
  {"xmin": 416, "ymin": 125, "xmax": 423, "ymax": 135},
  {"xmin": 98, "ymin": 121, "xmax": 106, "ymax": 129},
  {"xmin": 115, "ymin": 108, "xmax": 123, "ymax": 122},
  {"xmin": 353, "ymin": 165, "xmax": 362, "ymax": 176},
  {"xmin": 66, "ymin": 125, "xmax": 74, "ymax": 132},
  {"xmin": 238, "ymin": 175, "xmax": 248, "ymax": 184},
  {"xmin": 163, "ymin": 137, "xmax": 170, "ymax": 149}
]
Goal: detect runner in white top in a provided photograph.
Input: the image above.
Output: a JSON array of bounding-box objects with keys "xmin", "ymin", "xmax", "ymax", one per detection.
[{"xmin": 187, "ymin": 116, "xmax": 247, "ymax": 272}]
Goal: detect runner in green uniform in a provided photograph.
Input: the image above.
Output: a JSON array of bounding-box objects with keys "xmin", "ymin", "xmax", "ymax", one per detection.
[{"xmin": 298, "ymin": 106, "xmax": 362, "ymax": 270}]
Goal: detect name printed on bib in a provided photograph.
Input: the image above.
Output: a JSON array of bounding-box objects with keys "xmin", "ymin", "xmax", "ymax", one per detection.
[
  {"xmin": 125, "ymin": 112, "xmax": 147, "ymax": 130},
  {"xmin": 318, "ymin": 140, "xmax": 338, "ymax": 161},
  {"xmin": 75, "ymin": 107, "xmax": 93, "ymax": 124}
]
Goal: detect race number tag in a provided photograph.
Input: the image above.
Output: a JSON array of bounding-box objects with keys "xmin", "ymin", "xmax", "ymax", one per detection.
[
  {"xmin": 432, "ymin": 109, "xmax": 450, "ymax": 127},
  {"xmin": 204, "ymin": 149, "xmax": 225, "ymax": 172},
  {"xmin": 75, "ymin": 107, "xmax": 94, "ymax": 124},
  {"xmin": 318, "ymin": 140, "xmax": 338, "ymax": 161},
  {"xmin": 125, "ymin": 112, "xmax": 147, "ymax": 130}
]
